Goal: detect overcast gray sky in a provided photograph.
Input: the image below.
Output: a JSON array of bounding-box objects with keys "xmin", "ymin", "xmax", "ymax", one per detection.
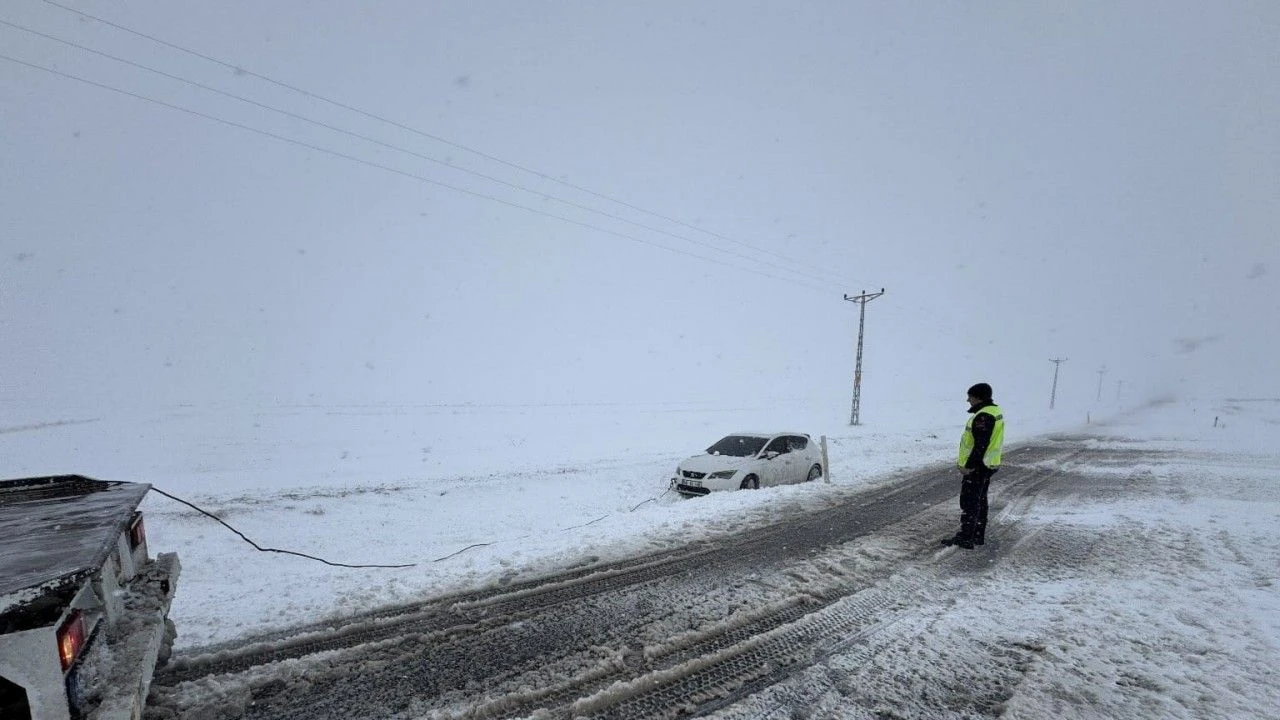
[{"xmin": 2, "ymin": 0, "xmax": 1276, "ymax": 415}]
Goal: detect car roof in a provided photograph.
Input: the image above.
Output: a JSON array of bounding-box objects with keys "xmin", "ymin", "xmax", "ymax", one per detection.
[{"xmin": 725, "ymin": 432, "xmax": 810, "ymax": 438}]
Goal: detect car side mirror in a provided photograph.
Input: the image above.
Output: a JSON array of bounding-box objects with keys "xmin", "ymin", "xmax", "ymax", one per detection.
[{"xmin": 762, "ymin": 450, "xmax": 780, "ymax": 460}]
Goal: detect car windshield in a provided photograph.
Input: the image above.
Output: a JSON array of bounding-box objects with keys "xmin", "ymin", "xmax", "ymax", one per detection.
[{"xmin": 705, "ymin": 435, "xmax": 768, "ymax": 457}]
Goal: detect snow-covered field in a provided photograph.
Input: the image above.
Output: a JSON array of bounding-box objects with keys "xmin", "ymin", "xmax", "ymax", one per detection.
[
  {"xmin": 5, "ymin": 396, "xmax": 951, "ymax": 648},
  {"xmin": 7, "ymin": 394, "xmax": 1280, "ymax": 720},
  {"xmin": 3, "ymin": 394, "xmax": 1272, "ymax": 667}
]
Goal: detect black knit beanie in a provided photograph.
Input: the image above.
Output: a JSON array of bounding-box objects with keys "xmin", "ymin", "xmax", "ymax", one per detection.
[{"xmin": 967, "ymin": 383, "xmax": 993, "ymax": 401}]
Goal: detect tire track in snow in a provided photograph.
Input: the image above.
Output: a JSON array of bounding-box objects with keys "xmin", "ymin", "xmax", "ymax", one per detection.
[
  {"xmin": 571, "ymin": 525, "xmax": 1095, "ymax": 719},
  {"xmin": 441, "ymin": 455, "xmax": 1078, "ymax": 719},
  {"xmin": 147, "ymin": 444, "xmax": 1083, "ymax": 719}
]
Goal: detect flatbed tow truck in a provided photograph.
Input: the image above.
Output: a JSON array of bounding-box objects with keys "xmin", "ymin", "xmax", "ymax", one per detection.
[{"xmin": 0, "ymin": 475, "xmax": 180, "ymax": 720}]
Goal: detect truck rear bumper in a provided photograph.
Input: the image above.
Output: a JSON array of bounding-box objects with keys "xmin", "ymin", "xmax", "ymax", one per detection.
[{"xmin": 86, "ymin": 552, "xmax": 180, "ymax": 720}]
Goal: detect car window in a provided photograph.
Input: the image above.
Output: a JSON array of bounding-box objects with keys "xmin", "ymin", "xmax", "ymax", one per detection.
[
  {"xmin": 787, "ymin": 436, "xmax": 808, "ymax": 451},
  {"xmin": 763, "ymin": 437, "xmax": 789, "ymax": 455},
  {"xmin": 706, "ymin": 435, "xmax": 767, "ymax": 457}
]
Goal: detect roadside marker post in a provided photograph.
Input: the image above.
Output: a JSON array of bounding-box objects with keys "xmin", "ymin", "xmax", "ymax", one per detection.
[{"xmin": 821, "ymin": 435, "xmax": 831, "ymax": 484}]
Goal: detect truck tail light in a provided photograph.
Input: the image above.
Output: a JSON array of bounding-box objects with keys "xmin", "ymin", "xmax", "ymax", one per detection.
[
  {"xmin": 128, "ymin": 513, "xmax": 146, "ymax": 550},
  {"xmin": 57, "ymin": 610, "xmax": 87, "ymax": 671}
]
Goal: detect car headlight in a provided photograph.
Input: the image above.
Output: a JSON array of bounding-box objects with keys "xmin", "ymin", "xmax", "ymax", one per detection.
[{"xmin": 708, "ymin": 470, "xmax": 737, "ymax": 479}]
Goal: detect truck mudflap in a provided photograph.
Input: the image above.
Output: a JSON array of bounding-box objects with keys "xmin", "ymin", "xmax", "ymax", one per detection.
[{"xmin": 82, "ymin": 552, "xmax": 181, "ymax": 720}]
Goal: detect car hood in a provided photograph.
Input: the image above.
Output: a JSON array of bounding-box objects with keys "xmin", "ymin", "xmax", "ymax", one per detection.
[{"xmin": 680, "ymin": 454, "xmax": 758, "ymax": 473}]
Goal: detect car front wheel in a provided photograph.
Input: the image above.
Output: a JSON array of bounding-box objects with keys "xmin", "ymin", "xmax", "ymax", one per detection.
[
  {"xmin": 806, "ymin": 464, "xmax": 822, "ymax": 482},
  {"xmin": 740, "ymin": 474, "xmax": 760, "ymax": 490}
]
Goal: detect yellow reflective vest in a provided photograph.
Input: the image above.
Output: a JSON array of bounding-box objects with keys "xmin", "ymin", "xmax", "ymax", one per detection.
[{"xmin": 958, "ymin": 403, "xmax": 1004, "ymax": 469}]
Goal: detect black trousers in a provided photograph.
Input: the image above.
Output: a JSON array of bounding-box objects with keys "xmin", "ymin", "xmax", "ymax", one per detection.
[{"xmin": 959, "ymin": 467, "xmax": 996, "ymax": 541}]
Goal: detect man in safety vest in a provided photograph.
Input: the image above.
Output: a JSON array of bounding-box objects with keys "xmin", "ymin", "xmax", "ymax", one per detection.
[{"xmin": 942, "ymin": 382, "xmax": 1005, "ymax": 549}]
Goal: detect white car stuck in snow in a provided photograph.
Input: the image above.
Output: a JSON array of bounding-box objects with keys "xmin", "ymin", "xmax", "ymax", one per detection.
[{"xmin": 672, "ymin": 433, "xmax": 823, "ymax": 496}]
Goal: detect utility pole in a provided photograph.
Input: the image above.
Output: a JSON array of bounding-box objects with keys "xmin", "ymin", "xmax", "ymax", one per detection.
[
  {"xmin": 843, "ymin": 288, "xmax": 885, "ymax": 426},
  {"xmin": 1095, "ymin": 365, "xmax": 1108, "ymax": 402},
  {"xmin": 1116, "ymin": 379, "xmax": 1124, "ymax": 401},
  {"xmin": 1048, "ymin": 357, "xmax": 1067, "ymax": 410}
]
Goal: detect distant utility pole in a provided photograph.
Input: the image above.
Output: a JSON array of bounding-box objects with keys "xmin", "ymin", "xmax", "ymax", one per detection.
[
  {"xmin": 1095, "ymin": 365, "xmax": 1108, "ymax": 402},
  {"xmin": 843, "ymin": 288, "xmax": 885, "ymax": 426},
  {"xmin": 1049, "ymin": 357, "xmax": 1068, "ymax": 410},
  {"xmin": 1116, "ymin": 380, "xmax": 1124, "ymax": 401}
]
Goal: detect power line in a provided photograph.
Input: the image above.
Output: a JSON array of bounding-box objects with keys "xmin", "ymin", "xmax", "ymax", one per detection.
[
  {"xmin": 1, "ymin": 17, "xmax": 847, "ymax": 291},
  {"xmin": 11, "ymin": 8, "xmax": 989, "ymax": 343},
  {"xmin": 19, "ymin": 6, "xmax": 988, "ymax": 343},
  {"xmin": 0, "ymin": 51, "xmax": 838, "ymax": 294},
  {"xmin": 38, "ymin": 0, "xmax": 855, "ymax": 288},
  {"xmin": 4, "ymin": 30, "xmax": 973, "ymax": 342}
]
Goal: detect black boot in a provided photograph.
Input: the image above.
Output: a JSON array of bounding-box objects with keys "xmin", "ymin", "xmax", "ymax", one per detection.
[{"xmin": 941, "ymin": 533, "xmax": 967, "ymax": 547}]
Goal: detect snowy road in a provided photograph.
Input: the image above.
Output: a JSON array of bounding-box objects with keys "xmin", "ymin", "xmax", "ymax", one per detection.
[{"xmin": 144, "ymin": 435, "xmax": 1279, "ymax": 719}]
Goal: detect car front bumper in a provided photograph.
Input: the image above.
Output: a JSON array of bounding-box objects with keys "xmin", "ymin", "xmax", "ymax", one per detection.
[{"xmin": 672, "ymin": 474, "xmax": 740, "ymax": 496}]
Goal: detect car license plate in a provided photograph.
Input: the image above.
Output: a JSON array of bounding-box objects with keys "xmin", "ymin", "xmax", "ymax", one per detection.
[{"xmin": 685, "ymin": 479, "xmax": 702, "ymax": 487}]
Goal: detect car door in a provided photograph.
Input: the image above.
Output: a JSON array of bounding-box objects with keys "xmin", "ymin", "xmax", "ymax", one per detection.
[
  {"xmin": 759, "ymin": 436, "xmax": 793, "ymax": 486},
  {"xmin": 785, "ymin": 435, "xmax": 814, "ymax": 483}
]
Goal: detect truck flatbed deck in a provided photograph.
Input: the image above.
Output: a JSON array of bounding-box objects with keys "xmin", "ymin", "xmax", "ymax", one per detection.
[
  {"xmin": 1, "ymin": 476, "xmax": 152, "ymax": 631},
  {"xmin": 0, "ymin": 475, "xmax": 179, "ymax": 720}
]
